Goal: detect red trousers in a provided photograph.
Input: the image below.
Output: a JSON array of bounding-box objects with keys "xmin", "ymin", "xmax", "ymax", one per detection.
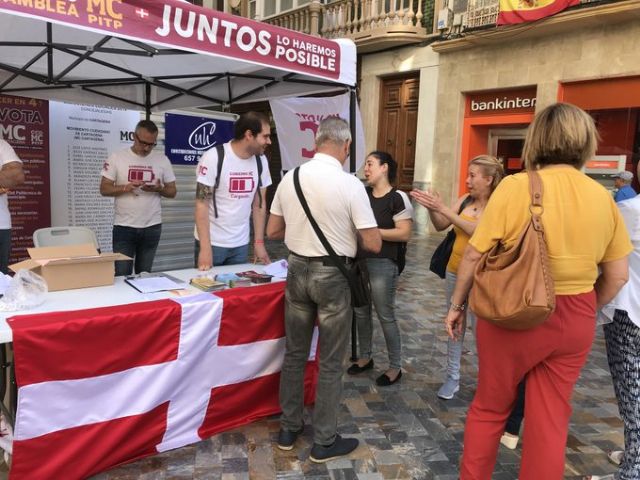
[{"xmin": 460, "ymin": 292, "xmax": 596, "ymax": 480}]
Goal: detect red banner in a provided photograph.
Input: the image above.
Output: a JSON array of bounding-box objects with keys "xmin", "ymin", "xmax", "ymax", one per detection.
[
  {"xmin": 0, "ymin": 95, "xmax": 50, "ymax": 263},
  {"xmin": 0, "ymin": 0, "xmax": 341, "ymax": 80}
]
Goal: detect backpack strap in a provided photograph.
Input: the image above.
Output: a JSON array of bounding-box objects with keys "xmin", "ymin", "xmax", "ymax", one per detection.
[
  {"xmin": 255, "ymin": 154, "xmax": 263, "ymax": 209},
  {"xmin": 212, "ymin": 144, "xmax": 225, "ymax": 219}
]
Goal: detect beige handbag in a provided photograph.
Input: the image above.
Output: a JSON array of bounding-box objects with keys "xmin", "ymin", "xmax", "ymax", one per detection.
[{"xmin": 469, "ymin": 170, "xmax": 556, "ymax": 330}]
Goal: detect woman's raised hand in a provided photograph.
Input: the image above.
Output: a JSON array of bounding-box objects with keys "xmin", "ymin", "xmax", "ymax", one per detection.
[{"xmin": 410, "ymin": 189, "xmax": 444, "ymax": 212}]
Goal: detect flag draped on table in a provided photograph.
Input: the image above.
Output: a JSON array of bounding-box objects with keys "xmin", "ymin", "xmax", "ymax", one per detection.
[
  {"xmin": 8, "ymin": 282, "xmax": 318, "ymax": 480},
  {"xmin": 497, "ymin": 0, "xmax": 579, "ymax": 25}
]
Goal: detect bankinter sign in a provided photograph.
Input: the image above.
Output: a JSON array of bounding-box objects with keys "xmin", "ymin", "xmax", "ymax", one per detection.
[{"xmin": 466, "ymin": 88, "xmax": 537, "ymax": 117}]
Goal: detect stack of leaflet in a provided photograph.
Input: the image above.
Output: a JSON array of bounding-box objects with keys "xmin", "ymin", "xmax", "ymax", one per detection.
[
  {"xmin": 189, "ymin": 276, "xmax": 226, "ymax": 292},
  {"xmin": 236, "ymin": 270, "xmax": 273, "ymax": 284}
]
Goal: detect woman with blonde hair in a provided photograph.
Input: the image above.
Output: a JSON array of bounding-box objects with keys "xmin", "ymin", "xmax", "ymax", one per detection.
[
  {"xmin": 446, "ymin": 103, "xmax": 632, "ymax": 480},
  {"xmin": 411, "ymin": 154, "xmax": 504, "ymax": 399}
]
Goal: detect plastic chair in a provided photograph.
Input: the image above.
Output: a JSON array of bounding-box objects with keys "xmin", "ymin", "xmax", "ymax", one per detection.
[{"xmin": 32, "ymin": 227, "xmax": 100, "ymax": 251}]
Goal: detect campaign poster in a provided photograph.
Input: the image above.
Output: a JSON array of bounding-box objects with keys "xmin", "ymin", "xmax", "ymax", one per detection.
[
  {"xmin": 0, "ymin": 94, "xmax": 50, "ymax": 263},
  {"xmin": 164, "ymin": 113, "xmax": 235, "ymax": 166}
]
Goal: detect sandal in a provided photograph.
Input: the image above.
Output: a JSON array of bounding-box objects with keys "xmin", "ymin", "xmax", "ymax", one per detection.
[{"xmin": 583, "ymin": 475, "xmax": 615, "ymax": 480}]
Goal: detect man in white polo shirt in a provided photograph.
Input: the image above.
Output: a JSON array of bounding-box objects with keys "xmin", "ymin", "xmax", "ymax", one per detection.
[
  {"xmin": 267, "ymin": 117, "xmax": 381, "ymax": 463},
  {"xmin": 0, "ymin": 139, "xmax": 25, "ymax": 273}
]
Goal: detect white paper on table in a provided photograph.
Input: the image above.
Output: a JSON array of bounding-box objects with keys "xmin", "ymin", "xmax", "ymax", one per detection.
[
  {"xmin": 125, "ymin": 276, "xmax": 187, "ymax": 293},
  {"xmin": 264, "ymin": 259, "xmax": 288, "ymax": 278}
]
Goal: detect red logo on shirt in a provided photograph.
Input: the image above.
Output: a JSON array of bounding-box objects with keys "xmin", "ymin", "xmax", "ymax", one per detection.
[
  {"xmin": 229, "ymin": 176, "xmax": 254, "ymax": 193},
  {"xmin": 198, "ymin": 165, "xmax": 208, "ymax": 176},
  {"xmin": 129, "ymin": 168, "xmax": 155, "ymax": 183}
]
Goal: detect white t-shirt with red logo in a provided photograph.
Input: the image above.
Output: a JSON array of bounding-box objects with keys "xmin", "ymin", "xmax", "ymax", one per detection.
[
  {"xmin": 101, "ymin": 148, "xmax": 176, "ymax": 228},
  {"xmin": 0, "ymin": 140, "xmax": 21, "ymax": 229},
  {"xmin": 195, "ymin": 142, "xmax": 272, "ymax": 248}
]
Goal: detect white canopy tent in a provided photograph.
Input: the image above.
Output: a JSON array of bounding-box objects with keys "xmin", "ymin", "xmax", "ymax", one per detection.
[{"xmin": 0, "ymin": 0, "xmax": 356, "ymax": 113}]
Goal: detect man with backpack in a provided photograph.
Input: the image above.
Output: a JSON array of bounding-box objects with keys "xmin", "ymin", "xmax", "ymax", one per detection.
[{"xmin": 194, "ymin": 111, "xmax": 272, "ymax": 268}]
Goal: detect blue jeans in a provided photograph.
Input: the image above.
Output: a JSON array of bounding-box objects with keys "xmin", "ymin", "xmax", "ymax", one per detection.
[
  {"xmin": 444, "ymin": 270, "xmax": 476, "ymax": 382},
  {"xmin": 279, "ymin": 254, "xmax": 352, "ymax": 445},
  {"xmin": 193, "ymin": 240, "xmax": 249, "ymax": 267},
  {"xmin": 0, "ymin": 229, "xmax": 10, "ymax": 275},
  {"xmin": 113, "ymin": 224, "xmax": 162, "ymax": 276},
  {"xmin": 354, "ymin": 257, "xmax": 402, "ymax": 370}
]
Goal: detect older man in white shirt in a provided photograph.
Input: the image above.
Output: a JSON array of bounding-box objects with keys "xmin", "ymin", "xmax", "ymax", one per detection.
[
  {"xmin": 267, "ymin": 117, "xmax": 381, "ymax": 463},
  {"xmin": 593, "ymin": 164, "xmax": 640, "ymax": 480}
]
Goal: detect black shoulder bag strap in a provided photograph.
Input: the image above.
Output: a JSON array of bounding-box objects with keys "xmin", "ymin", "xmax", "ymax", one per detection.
[
  {"xmin": 459, "ymin": 194, "xmax": 473, "ymax": 214},
  {"xmin": 292, "ymin": 167, "xmax": 352, "ymax": 282}
]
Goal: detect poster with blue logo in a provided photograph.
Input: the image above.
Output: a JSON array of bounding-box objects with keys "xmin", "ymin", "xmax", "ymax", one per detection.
[{"xmin": 164, "ymin": 113, "xmax": 235, "ymax": 165}]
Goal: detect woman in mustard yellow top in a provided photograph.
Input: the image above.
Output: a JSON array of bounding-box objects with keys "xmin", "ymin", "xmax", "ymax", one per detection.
[
  {"xmin": 446, "ymin": 103, "xmax": 633, "ymax": 480},
  {"xmin": 412, "ymin": 155, "xmax": 504, "ymax": 400}
]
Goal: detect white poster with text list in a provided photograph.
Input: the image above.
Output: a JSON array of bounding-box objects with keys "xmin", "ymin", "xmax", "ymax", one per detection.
[{"xmin": 49, "ymin": 102, "xmax": 139, "ymax": 252}]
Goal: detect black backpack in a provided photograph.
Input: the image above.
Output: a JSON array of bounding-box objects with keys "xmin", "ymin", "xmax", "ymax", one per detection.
[{"xmin": 211, "ymin": 144, "xmax": 263, "ymax": 218}]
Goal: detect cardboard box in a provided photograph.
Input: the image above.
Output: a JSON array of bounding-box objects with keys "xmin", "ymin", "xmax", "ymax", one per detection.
[{"xmin": 9, "ymin": 244, "xmax": 130, "ymax": 292}]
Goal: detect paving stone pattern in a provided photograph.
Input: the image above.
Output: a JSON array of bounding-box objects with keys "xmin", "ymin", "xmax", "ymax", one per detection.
[{"xmin": 84, "ymin": 234, "xmax": 623, "ymax": 479}]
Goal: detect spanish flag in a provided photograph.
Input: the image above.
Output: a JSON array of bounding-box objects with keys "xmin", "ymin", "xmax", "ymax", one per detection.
[{"xmin": 497, "ymin": 0, "xmax": 579, "ymax": 25}]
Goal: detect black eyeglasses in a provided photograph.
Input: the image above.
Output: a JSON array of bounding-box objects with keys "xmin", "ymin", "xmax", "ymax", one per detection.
[{"xmin": 135, "ymin": 133, "xmax": 157, "ymax": 148}]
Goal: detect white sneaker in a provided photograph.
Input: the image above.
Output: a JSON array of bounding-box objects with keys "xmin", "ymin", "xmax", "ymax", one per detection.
[
  {"xmin": 607, "ymin": 449, "xmax": 623, "ymax": 466},
  {"xmin": 437, "ymin": 378, "xmax": 459, "ymax": 400},
  {"xmin": 500, "ymin": 432, "xmax": 519, "ymax": 450}
]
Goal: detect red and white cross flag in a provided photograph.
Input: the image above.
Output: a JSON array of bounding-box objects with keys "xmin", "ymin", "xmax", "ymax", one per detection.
[{"xmin": 7, "ymin": 283, "xmax": 318, "ymax": 479}]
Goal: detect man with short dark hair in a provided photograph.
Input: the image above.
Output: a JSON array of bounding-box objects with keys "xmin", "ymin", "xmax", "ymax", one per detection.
[
  {"xmin": 267, "ymin": 116, "xmax": 381, "ymax": 463},
  {"xmin": 100, "ymin": 120, "xmax": 177, "ymax": 275},
  {"xmin": 194, "ymin": 111, "xmax": 272, "ymax": 268},
  {"xmin": 0, "ymin": 139, "xmax": 24, "ymax": 273},
  {"xmin": 613, "ymin": 170, "xmax": 637, "ymax": 203}
]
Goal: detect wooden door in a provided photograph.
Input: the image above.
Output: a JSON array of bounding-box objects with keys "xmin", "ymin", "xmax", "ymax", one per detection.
[{"xmin": 377, "ymin": 74, "xmax": 420, "ymax": 191}]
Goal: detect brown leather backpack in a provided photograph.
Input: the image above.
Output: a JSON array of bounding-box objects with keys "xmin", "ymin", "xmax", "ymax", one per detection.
[{"xmin": 469, "ymin": 170, "xmax": 556, "ymax": 330}]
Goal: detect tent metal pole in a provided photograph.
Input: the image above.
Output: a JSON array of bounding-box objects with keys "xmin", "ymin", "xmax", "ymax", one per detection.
[
  {"xmin": 349, "ymin": 86, "xmax": 358, "ymax": 362},
  {"xmin": 46, "ymin": 23, "xmax": 53, "ymax": 83},
  {"xmin": 349, "ymin": 87, "xmax": 356, "ymax": 173},
  {"xmin": 145, "ymin": 82, "xmax": 151, "ymax": 119}
]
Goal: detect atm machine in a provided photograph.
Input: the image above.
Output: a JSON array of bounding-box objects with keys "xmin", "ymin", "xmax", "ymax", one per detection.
[
  {"xmin": 488, "ymin": 128, "xmax": 527, "ymax": 175},
  {"xmin": 582, "ymin": 155, "xmax": 627, "ymax": 194}
]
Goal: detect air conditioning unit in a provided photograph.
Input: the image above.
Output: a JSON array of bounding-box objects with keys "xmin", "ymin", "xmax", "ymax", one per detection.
[
  {"xmin": 453, "ymin": 13, "xmax": 466, "ymax": 26},
  {"xmin": 437, "ymin": 8, "xmax": 451, "ymax": 29}
]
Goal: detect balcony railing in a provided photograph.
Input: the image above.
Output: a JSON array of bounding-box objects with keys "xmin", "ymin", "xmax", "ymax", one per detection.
[
  {"xmin": 262, "ymin": 0, "xmax": 430, "ymax": 53},
  {"xmin": 465, "ymin": 0, "xmax": 625, "ymax": 30}
]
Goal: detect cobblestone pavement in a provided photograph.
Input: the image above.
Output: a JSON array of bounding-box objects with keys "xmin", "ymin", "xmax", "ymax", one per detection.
[{"xmin": 90, "ymin": 234, "xmax": 623, "ymax": 480}]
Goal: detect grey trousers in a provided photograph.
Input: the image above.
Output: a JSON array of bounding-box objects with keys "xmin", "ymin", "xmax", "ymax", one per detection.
[{"xmin": 279, "ymin": 254, "xmax": 352, "ymax": 445}]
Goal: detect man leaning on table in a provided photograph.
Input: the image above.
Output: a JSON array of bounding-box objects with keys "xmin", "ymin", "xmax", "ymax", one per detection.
[
  {"xmin": 0, "ymin": 139, "xmax": 25, "ymax": 274},
  {"xmin": 194, "ymin": 111, "xmax": 272, "ymax": 269},
  {"xmin": 266, "ymin": 116, "xmax": 381, "ymax": 462},
  {"xmin": 100, "ymin": 120, "xmax": 177, "ymax": 276}
]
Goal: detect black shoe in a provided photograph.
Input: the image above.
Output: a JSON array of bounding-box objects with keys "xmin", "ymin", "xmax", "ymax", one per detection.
[
  {"xmin": 277, "ymin": 426, "xmax": 304, "ymax": 451},
  {"xmin": 346, "ymin": 359, "xmax": 374, "ymax": 375},
  {"xmin": 376, "ymin": 370, "xmax": 402, "ymax": 386},
  {"xmin": 309, "ymin": 435, "xmax": 359, "ymax": 463}
]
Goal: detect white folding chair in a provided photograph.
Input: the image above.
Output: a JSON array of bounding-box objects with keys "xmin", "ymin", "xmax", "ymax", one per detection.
[{"xmin": 32, "ymin": 227, "xmax": 100, "ymax": 251}]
